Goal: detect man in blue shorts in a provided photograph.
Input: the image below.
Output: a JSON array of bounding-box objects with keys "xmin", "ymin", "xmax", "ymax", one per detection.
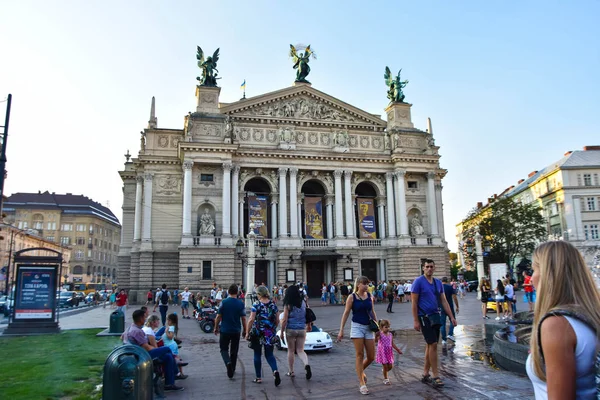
[{"xmin": 412, "ymin": 259, "xmax": 456, "ymax": 388}]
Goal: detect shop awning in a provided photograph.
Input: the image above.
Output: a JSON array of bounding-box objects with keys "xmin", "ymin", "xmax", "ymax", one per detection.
[{"xmin": 301, "ymin": 250, "xmax": 344, "ymax": 260}]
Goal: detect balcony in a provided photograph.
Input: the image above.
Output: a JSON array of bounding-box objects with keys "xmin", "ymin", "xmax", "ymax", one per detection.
[
  {"xmin": 357, "ymin": 239, "xmax": 381, "ymax": 247},
  {"xmin": 193, "ymin": 236, "xmax": 222, "ymax": 246},
  {"xmin": 303, "ymin": 239, "xmax": 329, "ymax": 247}
]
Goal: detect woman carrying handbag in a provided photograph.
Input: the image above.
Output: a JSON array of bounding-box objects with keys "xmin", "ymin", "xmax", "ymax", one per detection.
[
  {"xmin": 280, "ymin": 285, "xmax": 313, "ymax": 380},
  {"xmin": 338, "ymin": 276, "xmax": 378, "ymax": 395}
]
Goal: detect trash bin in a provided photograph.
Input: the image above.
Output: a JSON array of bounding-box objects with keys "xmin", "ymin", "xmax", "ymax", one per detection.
[
  {"xmin": 109, "ymin": 310, "xmax": 125, "ymax": 333},
  {"xmin": 103, "ymin": 344, "xmax": 153, "ymax": 400}
]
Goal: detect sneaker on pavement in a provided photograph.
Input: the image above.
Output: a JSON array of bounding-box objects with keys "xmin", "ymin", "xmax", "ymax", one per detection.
[
  {"xmin": 175, "ymin": 374, "xmax": 188, "ymax": 380},
  {"xmin": 447, "ymin": 335, "xmax": 455, "ymax": 341},
  {"xmin": 441, "ymin": 340, "xmax": 447, "ymax": 345},
  {"xmin": 164, "ymin": 385, "xmax": 184, "ymax": 392},
  {"xmin": 495, "ymin": 317, "xmax": 501, "ymax": 321},
  {"xmin": 177, "ymin": 361, "xmax": 189, "ymax": 367}
]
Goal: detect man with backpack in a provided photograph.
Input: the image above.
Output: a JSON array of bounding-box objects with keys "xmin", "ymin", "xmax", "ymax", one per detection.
[{"xmin": 154, "ymin": 284, "xmax": 171, "ymax": 326}]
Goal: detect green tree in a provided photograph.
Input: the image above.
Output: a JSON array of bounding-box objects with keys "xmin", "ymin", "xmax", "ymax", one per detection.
[{"xmin": 459, "ymin": 197, "xmax": 547, "ymax": 277}]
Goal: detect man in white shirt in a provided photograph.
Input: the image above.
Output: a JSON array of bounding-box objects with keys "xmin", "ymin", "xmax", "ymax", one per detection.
[{"xmin": 180, "ymin": 287, "xmax": 192, "ymax": 319}]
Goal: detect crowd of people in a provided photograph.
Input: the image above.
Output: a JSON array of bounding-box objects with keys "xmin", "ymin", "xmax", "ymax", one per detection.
[{"xmin": 119, "ymin": 239, "xmax": 599, "ymax": 399}]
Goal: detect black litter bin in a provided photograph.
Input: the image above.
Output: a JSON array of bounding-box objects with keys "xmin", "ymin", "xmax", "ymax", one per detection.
[
  {"xmin": 109, "ymin": 310, "xmax": 125, "ymax": 333},
  {"xmin": 103, "ymin": 344, "xmax": 153, "ymax": 400}
]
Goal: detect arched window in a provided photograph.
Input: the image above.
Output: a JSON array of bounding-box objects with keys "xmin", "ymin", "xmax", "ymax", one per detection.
[{"xmin": 73, "ymin": 265, "xmax": 83, "ymax": 275}]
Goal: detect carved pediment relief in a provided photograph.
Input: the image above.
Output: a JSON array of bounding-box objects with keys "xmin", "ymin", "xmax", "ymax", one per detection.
[
  {"xmin": 156, "ymin": 175, "xmax": 182, "ymax": 195},
  {"xmin": 220, "ymin": 86, "xmax": 387, "ymax": 128}
]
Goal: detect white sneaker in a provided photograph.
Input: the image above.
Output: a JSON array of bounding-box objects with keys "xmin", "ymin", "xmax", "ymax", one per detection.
[
  {"xmin": 495, "ymin": 317, "xmax": 501, "ymax": 321},
  {"xmin": 442, "ymin": 340, "xmax": 447, "ymax": 345},
  {"xmin": 447, "ymin": 335, "xmax": 455, "ymax": 341}
]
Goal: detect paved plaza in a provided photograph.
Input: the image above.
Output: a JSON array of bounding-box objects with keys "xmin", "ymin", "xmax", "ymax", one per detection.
[{"xmin": 1, "ymin": 293, "xmax": 534, "ymax": 399}]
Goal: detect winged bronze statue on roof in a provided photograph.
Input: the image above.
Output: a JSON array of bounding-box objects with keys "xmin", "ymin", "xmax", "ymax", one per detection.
[
  {"xmin": 384, "ymin": 66, "xmax": 409, "ymax": 103},
  {"xmin": 196, "ymin": 46, "xmax": 220, "ymax": 87},
  {"xmin": 290, "ymin": 44, "xmax": 315, "ymax": 83}
]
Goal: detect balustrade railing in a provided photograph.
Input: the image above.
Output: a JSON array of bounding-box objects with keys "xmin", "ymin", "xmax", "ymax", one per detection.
[
  {"xmin": 303, "ymin": 239, "xmax": 329, "ymax": 247},
  {"xmin": 357, "ymin": 239, "xmax": 381, "ymax": 247}
]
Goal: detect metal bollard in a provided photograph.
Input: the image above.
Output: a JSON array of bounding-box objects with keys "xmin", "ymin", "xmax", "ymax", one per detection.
[
  {"xmin": 109, "ymin": 310, "xmax": 125, "ymax": 334},
  {"xmin": 102, "ymin": 345, "xmax": 153, "ymax": 399}
]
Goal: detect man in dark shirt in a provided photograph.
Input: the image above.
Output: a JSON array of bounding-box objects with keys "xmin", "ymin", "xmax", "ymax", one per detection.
[
  {"xmin": 441, "ymin": 277, "xmax": 459, "ymax": 345},
  {"xmin": 214, "ymin": 284, "xmax": 247, "ymax": 379},
  {"xmin": 340, "ymin": 282, "xmax": 349, "ymax": 305},
  {"xmin": 385, "ymin": 280, "xmax": 396, "ymax": 313},
  {"xmin": 126, "ymin": 309, "xmax": 184, "ymax": 392}
]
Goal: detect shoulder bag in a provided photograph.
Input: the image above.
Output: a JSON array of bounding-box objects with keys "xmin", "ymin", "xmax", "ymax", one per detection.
[
  {"xmin": 305, "ymin": 300, "xmax": 317, "ymax": 323},
  {"xmin": 418, "ymin": 278, "xmax": 442, "ymax": 328}
]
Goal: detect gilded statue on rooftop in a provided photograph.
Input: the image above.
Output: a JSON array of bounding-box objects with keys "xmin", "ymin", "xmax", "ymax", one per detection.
[{"xmin": 289, "ymin": 44, "xmax": 316, "ymax": 83}]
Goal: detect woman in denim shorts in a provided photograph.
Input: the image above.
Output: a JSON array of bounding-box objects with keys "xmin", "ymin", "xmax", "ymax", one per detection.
[{"xmin": 338, "ymin": 276, "xmax": 378, "ymax": 395}]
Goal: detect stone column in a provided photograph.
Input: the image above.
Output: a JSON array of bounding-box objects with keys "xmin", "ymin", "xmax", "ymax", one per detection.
[
  {"xmin": 231, "ymin": 165, "xmax": 240, "ymax": 237},
  {"xmin": 385, "ymin": 172, "xmax": 396, "ymax": 237},
  {"xmin": 344, "ymin": 170, "xmax": 353, "ymax": 237},
  {"xmin": 427, "ymin": 172, "xmax": 439, "ymax": 236},
  {"xmin": 435, "ymin": 182, "xmax": 445, "ymax": 239},
  {"xmin": 238, "ymin": 195, "xmax": 245, "ymax": 237},
  {"xmin": 268, "ymin": 260, "xmax": 275, "ymax": 289},
  {"xmin": 278, "ymin": 168, "xmax": 288, "ymax": 237},
  {"xmin": 141, "ymin": 173, "xmax": 154, "ymax": 251},
  {"xmin": 289, "ymin": 168, "xmax": 298, "ymax": 237},
  {"xmin": 297, "ymin": 199, "xmax": 303, "ymax": 238},
  {"xmin": 377, "ymin": 198, "xmax": 386, "ymax": 239},
  {"xmin": 182, "ymin": 160, "xmax": 193, "ymax": 237},
  {"xmin": 325, "ymin": 195, "xmax": 334, "ymax": 239},
  {"xmin": 133, "ymin": 175, "xmax": 143, "ymax": 242},
  {"xmin": 222, "ymin": 162, "xmax": 232, "ymax": 236},
  {"xmin": 379, "ymin": 259, "xmax": 386, "ymax": 281},
  {"xmin": 270, "ymin": 196, "xmax": 278, "ymax": 238},
  {"xmin": 334, "ymin": 170, "xmax": 344, "ymax": 237},
  {"xmin": 394, "ymin": 169, "xmax": 408, "ymax": 236}
]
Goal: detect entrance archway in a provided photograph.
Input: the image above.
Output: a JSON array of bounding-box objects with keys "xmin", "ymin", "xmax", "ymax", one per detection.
[
  {"xmin": 355, "ymin": 182, "xmax": 379, "ymax": 239},
  {"xmin": 301, "ymin": 179, "xmax": 327, "ymax": 239},
  {"xmin": 243, "ymin": 178, "xmax": 272, "ymax": 238}
]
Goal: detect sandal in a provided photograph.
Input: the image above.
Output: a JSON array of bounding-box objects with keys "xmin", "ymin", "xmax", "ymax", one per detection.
[
  {"xmin": 363, "ymin": 373, "xmax": 368, "ymax": 384},
  {"xmin": 383, "ymin": 378, "xmax": 390, "ymax": 385},
  {"xmin": 252, "ymin": 378, "xmax": 262, "ymax": 384},
  {"xmin": 421, "ymin": 374, "xmax": 432, "ymax": 383},
  {"xmin": 286, "ymin": 371, "xmax": 295, "ymax": 377},
  {"xmin": 359, "ymin": 385, "xmax": 369, "ymax": 395},
  {"xmin": 431, "ymin": 376, "xmax": 445, "ymax": 387}
]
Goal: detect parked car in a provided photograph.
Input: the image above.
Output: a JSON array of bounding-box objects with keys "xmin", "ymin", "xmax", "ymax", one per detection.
[
  {"xmin": 0, "ymin": 295, "xmax": 8, "ymax": 314},
  {"xmin": 85, "ymin": 292, "xmax": 96, "ymax": 304},
  {"xmin": 75, "ymin": 292, "xmax": 86, "ymax": 304},
  {"xmin": 275, "ymin": 325, "xmax": 333, "ymax": 352},
  {"xmin": 467, "ymin": 280, "xmax": 479, "ymax": 292},
  {"xmin": 1, "ymin": 292, "xmax": 14, "ymax": 316},
  {"xmin": 58, "ymin": 291, "xmax": 78, "ymax": 308}
]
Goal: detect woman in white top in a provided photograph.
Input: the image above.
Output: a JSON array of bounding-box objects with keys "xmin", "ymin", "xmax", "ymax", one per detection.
[
  {"xmin": 527, "ymin": 240, "xmax": 600, "ymax": 399},
  {"xmin": 502, "ymin": 279, "xmax": 514, "ymax": 320}
]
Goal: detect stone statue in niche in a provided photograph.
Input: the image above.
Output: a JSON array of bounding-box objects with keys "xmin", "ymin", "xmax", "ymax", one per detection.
[
  {"xmin": 410, "ymin": 214, "xmax": 425, "ymax": 236},
  {"xmin": 199, "ymin": 208, "xmax": 216, "ymax": 235},
  {"xmin": 384, "ymin": 132, "xmax": 390, "ymax": 150},
  {"xmin": 224, "ymin": 115, "xmax": 233, "ymax": 142}
]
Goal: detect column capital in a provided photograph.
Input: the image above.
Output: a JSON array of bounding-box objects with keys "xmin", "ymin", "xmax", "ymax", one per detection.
[
  {"xmin": 278, "ymin": 167, "xmax": 288, "ymax": 176},
  {"xmin": 376, "ymin": 197, "xmax": 387, "ymax": 206},
  {"xmin": 344, "ymin": 170, "xmax": 353, "ymax": 179},
  {"xmin": 223, "ymin": 162, "xmax": 233, "ymax": 172},
  {"xmin": 325, "ymin": 195, "xmax": 335, "ymax": 206},
  {"xmin": 233, "ymin": 164, "xmax": 241, "ymax": 174},
  {"xmin": 289, "ymin": 167, "xmax": 298, "ymax": 176},
  {"xmin": 394, "ymin": 169, "xmax": 406, "ymax": 178},
  {"xmin": 144, "ymin": 172, "xmax": 154, "ymax": 181},
  {"xmin": 333, "ymin": 170, "xmax": 343, "ymax": 179},
  {"xmin": 136, "ymin": 175, "xmax": 144, "ymax": 183},
  {"xmin": 385, "ymin": 171, "xmax": 395, "ymax": 181},
  {"xmin": 427, "ymin": 171, "xmax": 436, "ymax": 179},
  {"xmin": 183, "ymin": 160, "xmax": 194, "ymax": 170}
]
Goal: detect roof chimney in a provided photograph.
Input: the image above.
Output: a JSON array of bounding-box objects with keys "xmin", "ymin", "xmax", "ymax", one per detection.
[
  {"xmin": 583, "ymin": 145, "xmax": 600, "ymax": 151},
  {"xmin": 518, "ymin": 179, "xmax": 525, "ymax": 184},
  {"xmin": 564, "ymin": 150, "xmax": 573, "ymax": 156},
  {"xmin": 528, "ymin": 170, "xmax": 538, "ymax": 178},
  {"xmin": 477, "ymin": 202, "xmax": 483, "ymax": 209},
  {"xmin": 493, "ymin": 194, "xmax": 498, "ymax": 199}
]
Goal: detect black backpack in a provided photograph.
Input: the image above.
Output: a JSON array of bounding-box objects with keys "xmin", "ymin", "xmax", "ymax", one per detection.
[
  {"xmin": 160, "ymin": 290, "xmax": 169, "ymax": 305},
  {"xmin": 537, "ymin": 309, "xmax": 600, "ymax": 399}
]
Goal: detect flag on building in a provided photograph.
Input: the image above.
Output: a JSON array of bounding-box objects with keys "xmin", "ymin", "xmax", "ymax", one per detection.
[{"xmin": 240, "ymin": 79, "xmax": 246, "ymax": 90}]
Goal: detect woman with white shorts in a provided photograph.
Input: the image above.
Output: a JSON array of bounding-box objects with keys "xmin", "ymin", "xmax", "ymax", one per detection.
[{"xmin": 338, "ymin": 276, "xmax": 378, "ymax": 395}]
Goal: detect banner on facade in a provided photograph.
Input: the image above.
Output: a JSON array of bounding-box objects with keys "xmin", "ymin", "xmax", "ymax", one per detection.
[
  {"xmin": 304, "ymin": 197, "xmax": 324, "ymax": 239},
  {"xmin": 248, "ymin": 194, "xmax": 268, "ymax": 237},
  {"xmin": 357, "ymin": 198, "xmax": 376, "ymax": 239}
]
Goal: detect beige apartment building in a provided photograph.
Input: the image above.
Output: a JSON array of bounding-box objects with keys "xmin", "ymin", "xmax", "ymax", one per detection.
[{"xmin": 3, "ymin": 192, "xmax": 121, "ymax": 286}]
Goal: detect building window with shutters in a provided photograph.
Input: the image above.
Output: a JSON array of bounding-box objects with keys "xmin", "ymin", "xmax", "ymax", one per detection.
[
  {"xmin": 591, "ymin": 225, "xmax": 599, "ymax": 240},
  {"xmin": 60, "ymin": 236, "xmax": 71, "ymax": 245},
  {"xmin": 588, "ymin": 197, "xmax": 596, "ymax": 211},
  {"xmin": 583, "ymin": 174, "xmax": 592, "ymax": 186},
  {"xmin": 202, "ymin": 260, "xmax": 212, "ymax": 280}
]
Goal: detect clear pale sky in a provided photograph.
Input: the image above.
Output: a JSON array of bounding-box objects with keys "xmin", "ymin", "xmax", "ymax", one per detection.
[{"xmin": 1, "ymin": 1, "xmax": 598, "ymax": 251}]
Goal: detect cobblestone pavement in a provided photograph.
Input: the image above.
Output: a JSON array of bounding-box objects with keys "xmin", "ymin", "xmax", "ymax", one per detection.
[{"xmin": 1, "ymin": 293, "xmax": 535, "ymax": 399}]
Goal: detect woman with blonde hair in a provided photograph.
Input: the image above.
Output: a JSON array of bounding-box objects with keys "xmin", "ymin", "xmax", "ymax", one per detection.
[
  {"xmin": 527, "ymin": 240, "xmax": 600, "ymax": 399},
  {"xmin": 338, "ymin": 276, "xmax": 378, "ymax": 395}
]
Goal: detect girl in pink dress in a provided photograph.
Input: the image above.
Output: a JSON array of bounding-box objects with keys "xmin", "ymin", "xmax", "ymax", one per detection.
[{"xmin": 375, "ymin": 319, "xmax": 403, "ymax": 385}]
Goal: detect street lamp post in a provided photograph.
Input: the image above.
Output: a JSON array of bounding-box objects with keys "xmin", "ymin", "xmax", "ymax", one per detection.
[{"xmin": 245, "ymin": 223, "xmax": 256, "ymax": 309}]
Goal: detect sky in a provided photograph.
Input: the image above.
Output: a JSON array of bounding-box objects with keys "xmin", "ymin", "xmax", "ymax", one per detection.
[{"xmin": 1, "ymin": 1, "xmax": 599, "ymax": 251}]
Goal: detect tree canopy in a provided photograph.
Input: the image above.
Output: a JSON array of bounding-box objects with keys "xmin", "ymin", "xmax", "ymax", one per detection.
[{"xmin": 459, "ymin": 197, "xmax": 547, "ymax": 276}]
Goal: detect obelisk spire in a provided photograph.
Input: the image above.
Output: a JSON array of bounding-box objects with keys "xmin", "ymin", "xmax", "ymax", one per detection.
[
  {"xmin": 426, "ymin": 117, "xmax": 433, "ymax": 134},
  {"xmin": 148, "ymin": 96, "xmax": 157, "ymax": 129}
]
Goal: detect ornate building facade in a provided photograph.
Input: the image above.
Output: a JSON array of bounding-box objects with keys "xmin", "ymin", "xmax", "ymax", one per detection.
[{"xmin": 118, "ymin": 78, "xmax": 449, "ymax": 300}]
